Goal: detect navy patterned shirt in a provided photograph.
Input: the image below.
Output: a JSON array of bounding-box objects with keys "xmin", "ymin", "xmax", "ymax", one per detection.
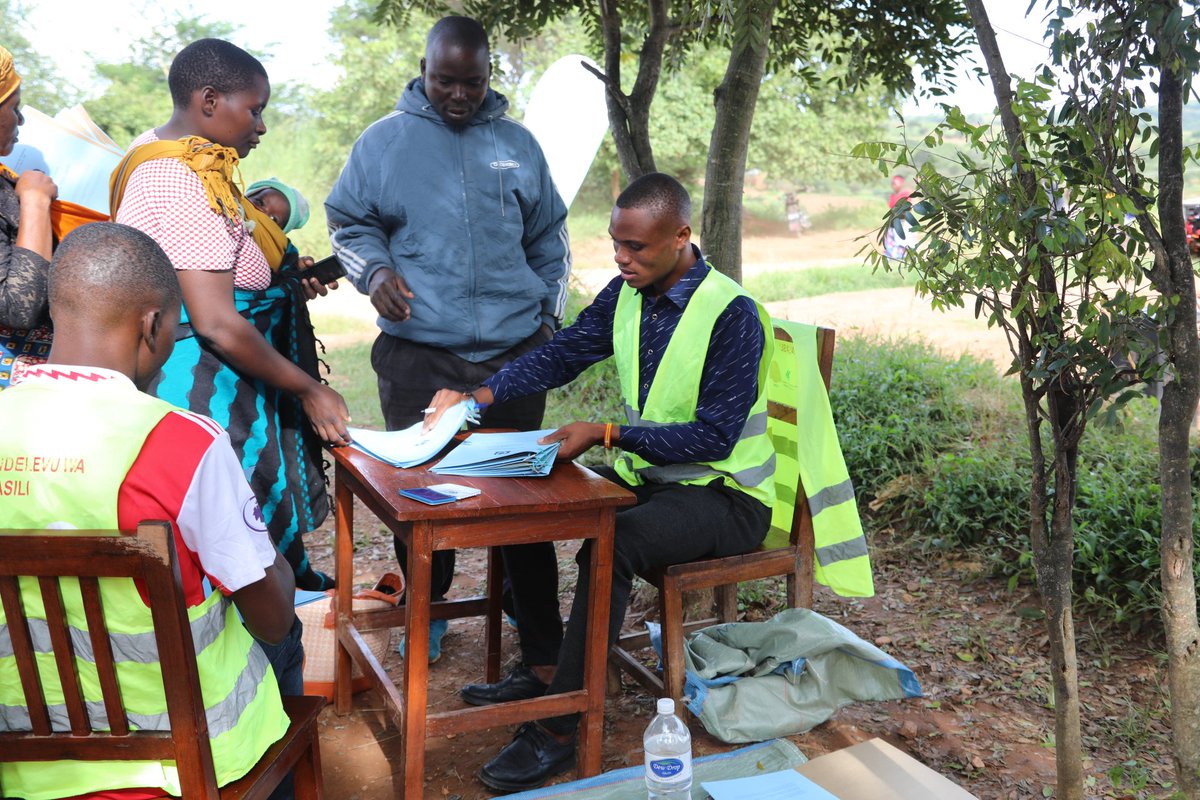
[{"xmin": 484, "ymin": 248, "xmax": 765, "ymax": 466}]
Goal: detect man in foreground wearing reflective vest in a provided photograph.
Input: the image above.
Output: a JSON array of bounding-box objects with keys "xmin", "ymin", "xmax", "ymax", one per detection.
[
  {"xmin": 423, "ymin": 173, "xmax": 776, "ymax": 792},
  {"xmin": 0, "ymin": 222, "xmax": 295, "ymax": 799}
]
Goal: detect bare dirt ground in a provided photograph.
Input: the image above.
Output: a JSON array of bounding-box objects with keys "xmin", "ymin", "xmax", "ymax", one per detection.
[{"xmin": 303, "ymin": 225, "xmax": 1173, "ymax": 799}]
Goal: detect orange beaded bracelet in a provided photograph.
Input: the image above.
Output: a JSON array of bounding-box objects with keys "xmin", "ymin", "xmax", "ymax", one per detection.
[{"xmin": 603, "ymin": 422, "xmax": 614, "ymax": 449}]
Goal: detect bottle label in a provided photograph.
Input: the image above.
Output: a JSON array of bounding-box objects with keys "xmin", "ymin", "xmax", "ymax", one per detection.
[{"xmin": 646, "ymin": 753, "xmax": 692, "ymax": 783}]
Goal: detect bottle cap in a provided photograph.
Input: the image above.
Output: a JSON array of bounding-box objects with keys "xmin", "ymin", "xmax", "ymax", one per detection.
[{"xmin": 656, "ymin": 697, "xmax": 674, "ymax": 715}]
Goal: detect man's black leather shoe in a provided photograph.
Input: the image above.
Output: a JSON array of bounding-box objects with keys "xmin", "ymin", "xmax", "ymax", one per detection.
[
  {"xmin": 478, "ymin": 722, "xmax": 575, "ymax": 793},
  {"xmin": 460, "ymin": 664, "xmax": 549, "ymax": 706}
]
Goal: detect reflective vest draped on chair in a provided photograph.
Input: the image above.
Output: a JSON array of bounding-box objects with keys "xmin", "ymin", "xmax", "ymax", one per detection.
[
  {"xmin": 764, "ymin": 320, "xmax": 874, "ymax": 597},
  {"xmin": 0, "ymin": 383, "xmax": 289, "ymax": 800}
]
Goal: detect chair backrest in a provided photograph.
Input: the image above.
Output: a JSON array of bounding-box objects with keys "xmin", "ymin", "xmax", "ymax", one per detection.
[
  {"xmin": 0, "ymin": 521, "xmax": 221, "ymax": 795},
  {"xmin": 763, "ymin": 323, "xmax": 835, "ymax": 552}
]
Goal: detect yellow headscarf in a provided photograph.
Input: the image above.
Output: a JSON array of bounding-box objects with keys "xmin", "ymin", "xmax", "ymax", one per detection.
[
  {"xmin": 0, "ymin": 46, "xmax": 20, "ymax": 106},
  {"xmin": 108, "ymin": 136, "xmax": 287, "ymax": 269}
]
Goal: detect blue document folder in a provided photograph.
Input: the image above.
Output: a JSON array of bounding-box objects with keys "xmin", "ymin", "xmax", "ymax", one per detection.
[{"xmin": 430, "ymin": 429, "xmax": 561, "ymax": 477}]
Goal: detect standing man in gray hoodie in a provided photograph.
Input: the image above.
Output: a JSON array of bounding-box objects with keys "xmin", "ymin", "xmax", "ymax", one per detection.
[{"xmin": 326, "ymin": 15, "xmax": 571, "ymax": 667}]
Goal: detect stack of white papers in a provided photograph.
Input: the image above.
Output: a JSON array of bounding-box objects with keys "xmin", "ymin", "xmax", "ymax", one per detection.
[
  {"xmin": 347, "ymin": 402, "xmax": 471, "ymax": 468},
  {"xmin": 704, "ymin": 769, "xmax": 838, "ymax": 799},
  {"xmin": 430, "ymin": 429, "xmax": 560, "ymax": 477}
]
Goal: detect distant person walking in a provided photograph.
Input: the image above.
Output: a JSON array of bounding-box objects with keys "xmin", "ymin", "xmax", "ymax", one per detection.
[
  {"xmin": 887, "ymin": 174, "xmax": 911, "ymax": 209},
  {"xmin": 884, "ymin": 174, "xmax": 912, "ymax": 259},
  {"xmin": 784, "ymin": 192, "xmax": 808, "ymax": 236}
]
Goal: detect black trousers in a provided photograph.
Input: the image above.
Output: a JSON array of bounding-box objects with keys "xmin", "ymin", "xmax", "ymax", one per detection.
[
  {"xmin": 541, "ymin": 466, "xmax": 771, "ymax": 735},
  {"xmin": 372, "ymin": 329, "xmax": 563, "ymax": 665}
]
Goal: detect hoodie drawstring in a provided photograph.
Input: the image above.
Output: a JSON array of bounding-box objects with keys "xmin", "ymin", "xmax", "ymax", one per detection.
[{"xmin": 490, "ymin": 119, "xmax": 506, "ymax": 218}]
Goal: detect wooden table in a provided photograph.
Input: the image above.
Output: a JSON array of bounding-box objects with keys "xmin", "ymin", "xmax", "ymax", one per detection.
[{"xmin": 328, "ymin": 441, "xmax": 635, "ymax": 798}]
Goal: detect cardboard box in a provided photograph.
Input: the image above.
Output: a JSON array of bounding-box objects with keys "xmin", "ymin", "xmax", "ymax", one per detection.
[{"xmin": 796, "ymin": 738, "xmax": 979, "ymax": 799}]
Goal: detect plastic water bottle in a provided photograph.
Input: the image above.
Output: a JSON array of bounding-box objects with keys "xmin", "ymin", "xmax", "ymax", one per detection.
[{"xmin": 644, "ymin": 697, "xmax": 692, "ymax": 799}]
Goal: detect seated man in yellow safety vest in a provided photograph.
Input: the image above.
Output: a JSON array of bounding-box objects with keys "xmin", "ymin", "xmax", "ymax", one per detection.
[
  {"xmin": 422, "ymin": 172, "xmax": 775, "ymax": 793},
  {"xmin": 0, "ymin": 222, "xmax": 296, "ymax": 800}
]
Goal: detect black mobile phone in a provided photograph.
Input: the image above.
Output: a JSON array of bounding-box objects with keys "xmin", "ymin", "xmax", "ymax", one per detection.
[
  {"xmin": 303, "ymin": 254, "xmax": 348, "ymax": 285},
  {"xmin": 398, "ymin": 487, "xmax": 458, "ymax": 505}
]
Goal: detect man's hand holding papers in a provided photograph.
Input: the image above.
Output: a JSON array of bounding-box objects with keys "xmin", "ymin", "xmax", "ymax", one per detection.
[
  {"xmin": 347, "ymin": 399, "xmax": 476, "ymax": 467},
  {"xmin": 536, "ymin": 421, "xmax": 616, "ymax": 461}
]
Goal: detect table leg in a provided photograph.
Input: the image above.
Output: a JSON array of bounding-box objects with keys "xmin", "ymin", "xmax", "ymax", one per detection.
[
  {"xmin": 400, "ymin": 520, "xmax": 434, "ymax": 799},
  {"xmin": 485, "ymin": 546, "xmax": 503, "ymax": 683},
  {"xmin": 578, "ymin": 507, "xmax": 616, "ymax": 778},
  {"xmin": 333, "ymin": 466, "xmax": 355, "ymax": 715}
]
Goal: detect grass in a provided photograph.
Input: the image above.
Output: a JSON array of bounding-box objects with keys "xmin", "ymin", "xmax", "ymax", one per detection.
[
  {"xmin": 744, "ymin": 262, "xmax": 917, "ymax": 303},
  {"xmin": 321, "ymin": 341, "xmax": 384, "ymax": 430},
  {"xmin": 310, "ymin": 313, "xmax": 376, "ymax": 336},
  {"xmin": 567, "ymin": 208, "xmax": 614, "ymax": 243}
]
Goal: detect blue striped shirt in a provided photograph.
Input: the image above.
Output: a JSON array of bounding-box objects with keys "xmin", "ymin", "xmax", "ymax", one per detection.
[{"xmin": 485, "ymin": 251, "xmax": 765, "ymax": 466}]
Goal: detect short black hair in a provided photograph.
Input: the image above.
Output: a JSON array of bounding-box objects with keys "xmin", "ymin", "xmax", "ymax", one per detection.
[
  {"xmin": 50, "ymin": 223, "xmax": 181, "ymax": 321},
  {"xmin": 615, "ymin": 173, "xmax": 691, "ymax": 225},
  {"xmin": 426, "ymin": 16, "xmax": 490, "ymax": 58},
  {"xmin": 167, "ymin": 38, "xmax": 267, "ymax": 109}
]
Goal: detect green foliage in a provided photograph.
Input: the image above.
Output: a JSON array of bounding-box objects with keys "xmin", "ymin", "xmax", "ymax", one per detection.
[
  {"xmin": 830, "ymin": 336, "xmax": 1195, "ymax": 631},
  {"xmin": 311, "ymin": 1, "xmax": 432, "ymax": 189},
  {"xmin": 243, "ymin": 96, "xmax": 332, "ymax": 258},
  {"xmin": 84, "ymin": 15, "xmax": 241, "ymax": 147},
  {"xmin": 1, "ymin": 0, "xmax": 77, "ymax": 110},
  {"xmin": 906, "ymin": 400, "xmax": 1198, "ymax": 631},
  {"xmin": 748, "ymin": 63, "xmax": 894, "ymax": 188},
  {"xmin": 917, "ymin": 446, "xmax": 1030, "ymax": 550},
  {"xmin": 805, "ymin": 202, "xmax": 889, "ymax": 232},
  {"xmin": 827, "ymin": 336, "xmax": 995, "ymax": 497}
]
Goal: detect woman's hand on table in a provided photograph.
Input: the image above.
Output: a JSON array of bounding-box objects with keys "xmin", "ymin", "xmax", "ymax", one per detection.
[{"xmin": 301, "ymin": 382, "xmax": 352, "ymax": 445}]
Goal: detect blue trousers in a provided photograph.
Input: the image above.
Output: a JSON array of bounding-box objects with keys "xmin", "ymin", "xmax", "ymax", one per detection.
[{"xmin": 254, "ymin": 616, "xmax": 305, "ymax": 800}]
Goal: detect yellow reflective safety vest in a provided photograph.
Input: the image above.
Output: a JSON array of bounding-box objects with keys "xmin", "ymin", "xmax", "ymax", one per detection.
[
  {"xmin": 612, "ymin": 267, "xmax": 775, "ymax": 509},
  {"xmin": 764, "ymin": 320, "xmax": 874, "ymax": 597},
  {"xmin": 0, "ymin": 376, "xmax": 289, "ymax": 799}
]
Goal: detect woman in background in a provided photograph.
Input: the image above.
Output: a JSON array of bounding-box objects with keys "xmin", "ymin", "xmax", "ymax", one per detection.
[{"xmin": 0, "ymin": 45, "xmax": 59, "ymax": 385}]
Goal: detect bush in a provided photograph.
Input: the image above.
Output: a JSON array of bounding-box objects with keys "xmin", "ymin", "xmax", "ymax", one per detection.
[
  {"xmin": 916, "ymin": 447, "xmax": 1030, "ymax": 551},
  {"xmin": 829, "ymin": 336, "xmax": 998, "ymax": 499}
]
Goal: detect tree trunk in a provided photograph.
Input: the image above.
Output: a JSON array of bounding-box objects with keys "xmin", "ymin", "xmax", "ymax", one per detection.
[
  {"xmin": 700, "ymin": 0, "xmax": 778, "ymax": 284},
  {"xmin": 965, "ymin": 1, "xmax": 1085, "ymax": 796},
  {"xmin": 592, "ymin": 0, "xmax": 671, "ymax": 181},
  {"xmin": 1153, "ymin": 24, "xmax": 1200, "ymax": 796},
  {"xmin": 1043, "ymin": 429, "xmax": 1085, "ymax": 800}
]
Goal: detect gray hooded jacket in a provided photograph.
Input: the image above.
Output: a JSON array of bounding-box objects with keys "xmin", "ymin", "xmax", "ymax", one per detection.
[{"xmin": 326, "ymin": 78, "xmax": 571, "ymax": 362}]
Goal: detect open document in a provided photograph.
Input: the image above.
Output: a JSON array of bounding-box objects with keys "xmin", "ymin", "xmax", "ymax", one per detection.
[
  {"xmin": 430, "ymin": 429, "xmax": 560, "ymax": 477},
  {"xmin": 346, "ymin": 401, "xmax": 471, "ymax": 468}
]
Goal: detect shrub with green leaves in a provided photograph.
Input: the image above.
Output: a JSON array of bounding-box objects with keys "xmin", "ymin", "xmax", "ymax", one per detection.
[
  {"xmin": 915, "ymin": 447, "xmax": 1030, "ymax": 551},
  {"xmin": 828, "ymin": 336, "xmax": 994, "ymax": 498}
]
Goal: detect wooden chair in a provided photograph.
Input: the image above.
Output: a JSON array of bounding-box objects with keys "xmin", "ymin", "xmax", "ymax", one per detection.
[
  {"xmin": 0, "ymin": 521, "xmax": 326, "ymax": 799},
  {"xmin": 609, "ymin": 324, "xmax": 836, "ymax": 713}
]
